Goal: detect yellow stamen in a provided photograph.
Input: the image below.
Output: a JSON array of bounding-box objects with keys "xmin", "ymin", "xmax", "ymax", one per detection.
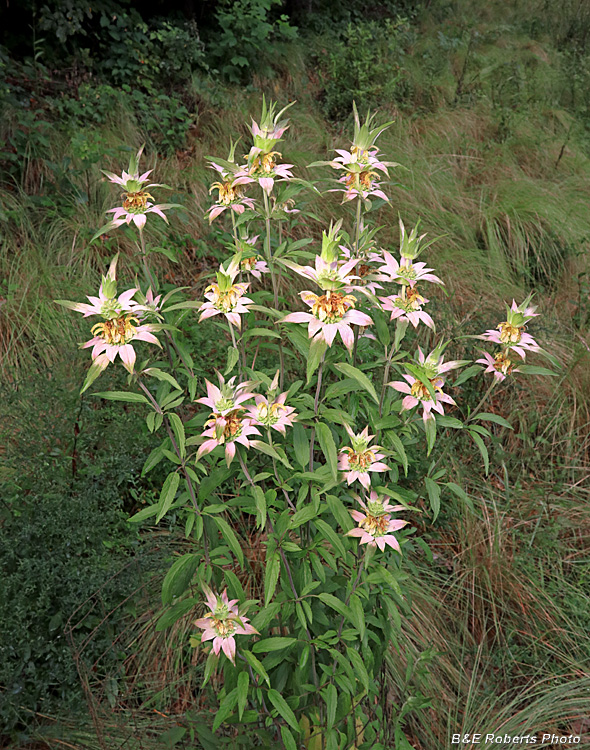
[
  {"xmin": 497, "ymin": 322, "xmax": 522, "ymax": 344},
  {"xmin": 122, "ymin": 190, "xmax": 153, "ymax": 211},
  {"xmin": 494, "ymin": 352, "xmax": 514, "ymax": 375},
  {"xmin": 91, "ymin": 315, "xmax": 139, "ymax": 345},
  {"xmin": 361, "ymin": 514, "xmax": 389, "ymax": 537},
  {"xmin": 311, "ymin": 292, "xmax": 356, "ymax": 323}
]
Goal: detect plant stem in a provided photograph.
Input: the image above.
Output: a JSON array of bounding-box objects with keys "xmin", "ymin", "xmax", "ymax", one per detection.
[
  {"xmin": 229, "ymin": 323, "xmax": 244, "ymax": 375},
  {"xmin": 309, "ymin": 354, "xmax": 326, "ymax": 471},
  {"xmin": 262, "ymin": 189, "xmax": 285, "ymax": 390},
  {"xmin": 268, "ymin": 427, "xmax": 295, "ymax": 511},
  {"xmin": 138, "ymin": 379, "xmax": 209, "ymax": 566},
  {"xmin": 237, "ymin": 448, "xmax": 319, "ymax": 689}
]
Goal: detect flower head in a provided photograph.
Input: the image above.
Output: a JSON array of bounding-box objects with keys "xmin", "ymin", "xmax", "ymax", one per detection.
[
  {"xmin": 338, "ymin": 426, "xmax": 389, "ymax": 489},
  {"xmin": 281, "ymin": 289, "xmax": 372, "ymax": 353},
  {"xmin": 56, "ymin": 256, "xmax": 138, "ymax": 319},
  {"xmin": 389, "ymin": 372, "xmax": 456, "ymax": 425},
  {"xmin": 206, "ymin": 148, "xmax": 256, "ymax": 222},
  {"xmin": 249, "ymin": 97, "xmax": 295, "ymax": 155},
  {"xmin": 476, "ymin": 350, "xmax": 521, "ymax": 382},
  {"xmin": 380, "ymin": 286, "xmax": 434, "ymax": 329},
  {"xmin": 479, "ymin": 297, "xmax": 541, "ymax": 359},
  {"xmin": 196, "ymin": 410, "xmax": 260, "ymax": 466},
  {"xmin": 196, "ymin": 372, "xmax": 256, "ymax": 416},
  {"xmin": 81, "ymin": 314, "xmax": 161, "ymax": 387},
  {"xmin": 193, "ymin": 587, "xmax": 258, "ymax": 664},
  {"xmin": 246, "ymin": 374, "xmax": 297, "ymax": 435},
  {"xmin": 379, "ymin": 252, "xmax": 443, "ymax": 288},
  {"xmin": 101, "ymin": 145, "xmax": 165, "ymax": 193},
  {"xmin": 198, "ymin": 256, "xmax": 254, "ymax": 330},
  {"xmin": 346, "ymin": 490, "xmax": 407, "ymax": 552}
]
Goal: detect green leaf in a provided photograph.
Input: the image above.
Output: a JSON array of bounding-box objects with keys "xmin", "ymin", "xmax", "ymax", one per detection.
[
  {"xmin": 156, "ymin": 598, "xmax": 197, "ymax": 631},
  {"xmin": 318, "ymin": 592, "xmax": 352, "ymax": 622},
  {"xmin": 292, "ymin": 422, "xmax": 310, "ymax": 468},
  {"xmin": 315, "ymin": 519, "xmax": 347, "ymax": 558},
  {"xmin": 469, "ymin": 429, "xmax": 489, "ymax": 475},
  {"xmin": 326, "ymin": 493, "xmax": 353, "ymax": 532},
  {"xmin": 264, "ymin": 552, "xmax": 280, "ymax": 606},
  {"xmin": 237, "ymin": 671, "xmax": 249, "ymax": 720},
  {"xmin": 94, "ymin": 391, "xmax": 149, "ymax": 404},
  {"xmin": 334, "ymin": 362, "xmax": 379, "ymax": 404},
  {"xmin": 242, "ymin": 649, "xmax": 271, "ymax": 687},
  {"xmin": 425, "ymin": 416, "xmax": 437, "ymax": 456},
  {"xmin": 424, "ymin": 477, "xmax": 441, "ymax": 522},
  {"xmin": 387, "ymin": 432, "xmax": 408, "ymax": 475},
  {"xmin": 435, "ymin": 415, "xmax": 464, "ymax": 429},
  {"xmin": 290, "ymin": 504, "xmax": 317, "ymax": 529},
  {"xmin": 198, "ymin": 466, "xmax": 231, "ymax": 501},
  {"xmin": 161, "ymin": 553, "xmax": 199, "ymax": 605},
  {"xmin": 141, "ymin": 445, "xmax": 164, "ymax": 477},
  {"xmin": 476, "ymin": 412, "xmax": 513, "ymax": 429},
  {"xmin": 250, "ymin": 439, "xmax": 293, "ymax": 469},
  {"xmin": 346, "ymin": 647, "xmax": 369, "ymax": 692},
  {"xmin": 324, "ymin": 378, "xmax": 361, "ymax": 400},
  {"xmin": 446, "ymin": 482, "xmax": 473, "ymax": 510},
  {"xmin": 280, "ymin": 726, "xmax": 298, "ymax": 750},
  {"xmin": 518, "ymin": 365, "xmax": 557, "ymax": 376},
  {"xmin": 213, "ymin": 688, "xmax": 238, "ymax": 731},
  {"xmin": 213, "ymin": 517, "xmax": 244, "ymax": 567},
  {"xmin": 349, "ymin": 594, "xmax": 366, "ymax": 639},
  {"xmin": 225, "ymin": 345, "xmax": 240, "ymax": 375},
  {"xmin": 127, "ymin": 504, "xmax": 159, "ymax": 523},
  {"xmin": 251, "ymin": 485, "xmax": 266, "ymax": 530},
  {"xmin": 156, "ymin": 471, "xmax": 180, "ymax": 523},
  {"xmin": 307, "ymin": 338, "xmax": 327, "ymax": 384},
  {"xmin": 316, "ymin": 423, "xmax": 338, "ymax": 481},
  {"xmin": 242, "ymin": 327, "xmax": 281, "ymax": 340},
  {"xmin": 168, "ymin": 413, "xmax": 186, "ymax": 459},
  {"xmin": 144, "ymin": 367, "xmax": 182, "ymax": 391},
  {"xmin": 324, "ymin": 683, "xmax": 337, "ymax": 730},
  {"xmin": 453, "ymin": 364, "xmax": 483, "ymax": 386},
  {"xmin": 251, "ymin": 637, "xmax": 297, "ymax": 653},
  {"xmin": 267, "ymin": 689, "xmax": 299, "ymax": 732}
]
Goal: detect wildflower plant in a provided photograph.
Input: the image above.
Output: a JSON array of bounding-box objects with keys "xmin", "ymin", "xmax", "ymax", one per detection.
[{"xmin": 56, "ymin": 102, "xmax": 558, "ymax": 747}]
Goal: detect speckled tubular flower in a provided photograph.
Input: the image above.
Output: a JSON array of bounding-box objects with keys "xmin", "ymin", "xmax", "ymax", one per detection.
[
  {"xmin": 380, "ymin": 286, "xmax": 434, "ymax": 329},
  {"xmin": 56, "ymin": 256, "xmax": 138, "ymax": 320},
  {"xmin": 379, "ymin": 252, "xmax": 443, "ymax": 288},
  {"xmin": 389, "ymin": 373, "xmax": 456, "ymax": 424},
  {"xmin": 249, "ymin": 96, "xmax": 294, "ymax": 153},
  {"xmin": 101, "ymin": 145, "xmax": 166, "ymax": 192},
  {"xmin": 93, "ymin": 146, "xmax": 180, "ymax": 239},
  {"xmin": 338, "ymin": 425, "xmax": 390, "ymax": 489},
  {"xmin": 237, "ymin": 152, "xmax": 294, "ymax": 196},
  {"xmin": 196, "ymin": 373, "xmax": 256, "ymax": 416},
  {"xmin": 479, "ymin": 297, "xmax": 540, "ymax": 359},
  {"xmin": 82, "ymin": 315, "xmax": 161, "ymax": 377},
  {"xmin": 196, "ymin": 410, "xmax": 261, "ymax": 466},
  {"xmin": 193, "ymin": 588, "xmax": 258, "ymax": 664},
  {"xmin": 418, "ymin": 346, "xmax": 466, "ymax": 381},
  {"xmin": 247, "ymin": 391, "xmax": 297, "ymax": 435},
  {"xmin": 346, "ymin": 491, "xmax": 407, "ymax": 552},
  {"xmin": 238, "ymin": 237, "xmax": 269, "ymax": 279},
  {"xmin": 198, "ymin": 256, "xmax": 254, "ymax": 330},
  {"xmin": 476, "ymin": 350, "xmax": 522, "ymax": 382},
  {"xmin": 281, "ymin": 289, "xmax": 372, "ymax": 353},
  {"xmin": 206, "ymin": 153, "xmax": 256, "ymax": 222}
]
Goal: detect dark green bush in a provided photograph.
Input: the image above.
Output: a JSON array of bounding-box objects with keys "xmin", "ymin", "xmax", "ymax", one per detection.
[
  {"xmin": 317, "ymin": 18, "xmax": 411, "ymax": 120},
  {"xmin": 0, "ymin": 368, "xmax": 159, "ymax": 739}
]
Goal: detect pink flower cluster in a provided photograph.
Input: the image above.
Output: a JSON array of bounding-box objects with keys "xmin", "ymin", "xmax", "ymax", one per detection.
[
  {"xmin": 193, "ymin": 588, "xmax": 258, "ymax": 663},
  {"xmin": 346, "ymin": 491, "xmax": 408, "ymax": 552},
  {"xmin": 476, "ymin": 298, "xmax": 540, "ymax": 382}
]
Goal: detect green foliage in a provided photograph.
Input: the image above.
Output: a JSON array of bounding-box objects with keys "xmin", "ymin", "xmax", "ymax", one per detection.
[
  {"xmin": 317, "ymin": 19, "xmax": 411, "ymax": 120},
  {"xmin": 210, "ymin": 0, "xmax": 298, "ymax": 82}
]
